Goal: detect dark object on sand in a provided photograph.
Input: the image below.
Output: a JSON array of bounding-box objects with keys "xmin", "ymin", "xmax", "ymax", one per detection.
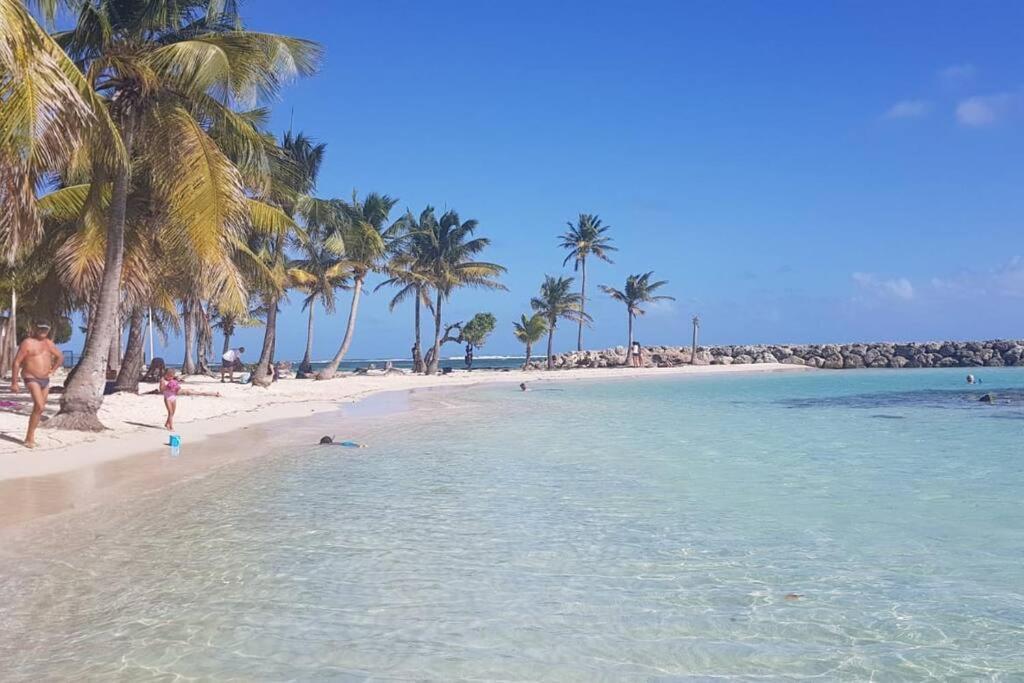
[
  {"xmin": 979, "ymin": 393, "xmax": 996, "ymax": 404},
  {"xmin": 142, "ymin": 358, "xmax": 167, "ymax": 383}
]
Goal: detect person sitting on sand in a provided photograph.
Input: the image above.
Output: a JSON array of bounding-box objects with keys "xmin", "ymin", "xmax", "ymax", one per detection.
[
  {"xmin": 318, "ymin": 436, "xmax": 366, "ymax": 448},
  {"xmin": 10, "ymin": 321, "xmax": 63, "ymax": 449},
  {"xmin": 221, "ymin": 346, "xmax": 245, "ymax": 383}
]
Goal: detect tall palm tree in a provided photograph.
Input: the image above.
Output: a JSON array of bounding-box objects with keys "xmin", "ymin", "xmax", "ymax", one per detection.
[
  {"xmin": 317, "ymin": 192, "xmax": 399, "ymax": 379},
  {"xmin": 420, "ymin": 210, "xmax": 506, "ymax": 375},
  {"xmin": 251, "ymin": 131, "xmax": 326, "ymax": 386},
  {"xmin": 531, "ymin": 275, "xmax": 590, "ymax": 370},
  {"xmin": 45, "ymin": 0, "xmax": 319, "ymax": 429},
  {"xmin": 375, "ymin": 207, "xmax": 436, "ymax": 373},
  {"xmin": 558, "ymin": 214, "xmax": 615, "ymax": 352},
  {"xmin": 288, "ymin": 241, "xmax": 351, "ymax": 375},
  {"xmin": 599, "ymin": 271, "xmax": 674, "ymax": 365},
  {"xmin": 512, "ymin": 313, "xmax": 547, "ymax": 368}
]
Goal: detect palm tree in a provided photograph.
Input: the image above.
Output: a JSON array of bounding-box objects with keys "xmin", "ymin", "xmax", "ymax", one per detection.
[
  {"xmin": 45, "ymin": 0, "xmax": 319, "ymax": 429},
  {"xmin": 512, "ymin": 313, "xmax": 547, "ymax": 368},
  {"xmin": 599, "ymin": 271, "xmax": 674, "ymax": 365},
  {"xmin": 375, "ymin": 207, "xmax": 436, "ymax": 373},
  {"xmin": 288, "ymin": 242, "xmax": 351, "ymax": 375},
  {"xmin": 0, "ymin": 0, "xmax": 124, "ymax": 261},
  {"xmin": 531, "ymin": 275, "xmax": 590, "ymax": 370},
  {"xmin": 251, "ymin": 131, "xmax": 326, "ymax": 386},
  {"xmin": 558, "ymin": 214, "xmax": 615, "ymax": 352},
  {"xmin": 420, "ymin": 210, "xmax": 506, "ymax": 375},
  {"xmin": 317, "ymin": 192, "xmax": 399, "ymax": 379}
]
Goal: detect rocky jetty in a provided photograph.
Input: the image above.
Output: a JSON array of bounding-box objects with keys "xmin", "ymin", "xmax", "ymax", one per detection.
[{"xmin": 533, "ymin": 340, "xmax": 1024, "ymax": 370}]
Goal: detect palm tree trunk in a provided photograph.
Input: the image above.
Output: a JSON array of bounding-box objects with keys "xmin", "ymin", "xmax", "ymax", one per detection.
[
  {"xmin": 252, "ymin": 295, "xmax": 278, "ymax": 387},
  {"xmin": 196, "ymin": 302, "xmax": 213, "ymax": 375},
  {"xmin": 182, "ymin": 298, "xmax": 197, "ymax": 375},
  {"xmin": 626, "ymin": 313, "xmax": 634, "ymax": 366},
  {"xmin": 412, "ymin": 287, "xmax": 424, "ymax": 374},
  {"xmin": 114, "ymin": 308, "xmax": 145, "ymax": 392},
  {"xmin": 222, "ymin": 327, "xmax": 232, "ymax": 355},
  {"xmin": 106, "ymin": 312, "xmax": 121, "ymax": 374},
  {"xmin": 49, "ymin": 117, "xmax": 135, "ymax": 431},
  {"xmin": 318, "ymin": 276, "xmax": 364, "ymax": 379},
  {"xmin": 577, "ymin": 257, "xmax": 586, "ymax": 352},
  {"xmin": 426, "ymin": 290, "xmax": 443, "ymax": 375},
  {"xmin": 524, "ymin": 341, "xmax": 532, "ymax": 368},
  {"xmin": 546, "ymin": 322, "xmax": 555, "ymax": 370},
  {"xmin": 299, "ymin": 302, "xmax": 315, "ymax": 374}
]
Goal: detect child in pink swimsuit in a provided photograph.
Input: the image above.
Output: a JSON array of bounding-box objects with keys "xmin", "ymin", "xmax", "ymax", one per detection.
[{"xmin": 159, "ymin": 368, "xmax": 181, "ymax": 430}]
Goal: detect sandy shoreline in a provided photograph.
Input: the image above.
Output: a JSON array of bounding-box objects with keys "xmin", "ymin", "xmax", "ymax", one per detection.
[{"xmin": 0, "ymin": 363, "xmax": 808, "ymax": 530}]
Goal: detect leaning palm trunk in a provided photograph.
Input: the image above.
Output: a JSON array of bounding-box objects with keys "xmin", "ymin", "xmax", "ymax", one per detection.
[
  {"xmin": 114, "ymin": 308, "xmax": 145, "ymax": 392},
  {"xmin": 49, "ymin": 121, "xmax": 135, "ymax": 431},
  {"xmin": 426, "ymin": 290, "xmax": 443, "ymax": 375},
  {"xmin": 577, "ymin": 257, "xmax": 586, "ymax": 352},
  {"xmin": 318, "ymin": 277, "xmax": 364, "ymax": 379},
  {"xmin": 299, "ymin": 303, "xmax": 315, "ymax": 374},
  {"xmin": 252, "ymin": 296, "xmax": 278, "ymax": 387},
  {"xmin": 523, "ymin": 342, "xmax": 532, "ymax": 369},
  {"xmin": 222, "ymin": 326, "xmax": 233, "ymax": 355}
]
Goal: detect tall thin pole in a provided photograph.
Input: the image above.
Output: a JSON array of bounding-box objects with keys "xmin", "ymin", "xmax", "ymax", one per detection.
[
  {"xmin": 147, "ymin": 307, "xmax": 155, "ymax": 364},
  {"xmin": 10, "ymin": 288, "xmax": 17, "ymax": 364},
  {"xmin": 691, "ymin": 315, "xmax": 700, "ymax": 364}
]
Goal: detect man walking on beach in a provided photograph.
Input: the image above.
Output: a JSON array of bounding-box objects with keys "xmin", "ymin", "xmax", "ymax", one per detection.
[
  {"xmin": 221, "ymin": 346, "xmax": 245, "ymax": 383},
  {"xmin": 10, "ymin": 322, "xmax": 63, "ymax": 449}
]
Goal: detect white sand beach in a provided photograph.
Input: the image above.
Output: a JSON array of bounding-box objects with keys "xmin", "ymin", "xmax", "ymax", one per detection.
[{"xmin": 0, "ymin": 363, "xmax": 808, "ymax": 486}]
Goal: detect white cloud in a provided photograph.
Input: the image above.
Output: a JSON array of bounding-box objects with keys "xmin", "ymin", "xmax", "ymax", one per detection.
[
  {"xmin": 938, "ymin": 63, "xmax": 976, "ymax": 85},
  {"xmin": 883, "ymin": 99, "xmax": 930, "ymax": 120},
  {"xmin": 852, "ymin": 272, "xmax": 915, "ymax": 301},
  {"xmin": 930, "ymin": 257, "xmax": 1024, "ymax": 298},
  {"xmin": 955, "ymin": 92, "xmax": 1019, "ymax": 127}
]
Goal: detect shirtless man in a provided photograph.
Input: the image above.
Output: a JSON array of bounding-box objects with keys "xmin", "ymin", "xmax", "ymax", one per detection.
[{"xmin": 10, "ymin": 322, "xmax": 63, "ymax": 449}]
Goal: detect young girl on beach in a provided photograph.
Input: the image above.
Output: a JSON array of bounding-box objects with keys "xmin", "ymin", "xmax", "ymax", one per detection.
[{"xmin": 159, "ymin": 368, "xmax": 181, "ymax": 430}]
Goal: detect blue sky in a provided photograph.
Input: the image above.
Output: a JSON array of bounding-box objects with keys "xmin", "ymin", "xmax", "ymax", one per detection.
[{"xmin": 110, "ymin": 1, "xmax": 1024, "ymax": 361}]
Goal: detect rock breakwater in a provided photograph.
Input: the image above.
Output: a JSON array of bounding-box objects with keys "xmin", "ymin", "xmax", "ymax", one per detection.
[{"xmin": 535, "ymin": 340, "xmax": 1024, "ymax": 370}]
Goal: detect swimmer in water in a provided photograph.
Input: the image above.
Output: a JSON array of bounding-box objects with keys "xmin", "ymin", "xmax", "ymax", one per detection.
[
  {"xmin": 966, "ymin": 374, "xmax": 975, "ymax": 384},
  {"xmin": 519, "ymin": 382, "xmax": 527, "ymax": 391},
  {"xmin": 319, "ymin": 436, "xmax": 366, "ymax": 448}
]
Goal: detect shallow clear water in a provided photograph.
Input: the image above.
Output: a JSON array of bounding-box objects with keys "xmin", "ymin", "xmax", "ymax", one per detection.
[{"xmin": 2, "ymin": 369, "xmax": 1023, "ymax": 680}]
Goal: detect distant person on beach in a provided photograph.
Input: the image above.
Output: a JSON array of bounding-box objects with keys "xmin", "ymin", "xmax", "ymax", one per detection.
[
  {"xmin": 520, "ymin": 382, "xmax": 528, "ymax": 391},
  {"xmin": 10, "ymin": 321, "xmax": 63, "ymax": 448},
  {"xmin": 631, "ymin": 341, "xmax": 643, "ymax": 367},
  {"xmin": 464, "ymin": 344, "xmax": 474, "ymax": 370},
  {"xmin": 160, "ymin": 368, "xmax": 181, "ymax": 430},
  {"xmin": 221, "ymin": 346, "xmax": 245, "ymax": 383}
]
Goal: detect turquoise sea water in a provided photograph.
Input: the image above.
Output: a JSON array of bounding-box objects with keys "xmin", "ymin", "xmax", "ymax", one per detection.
[{"xmin": 2, "ymin": 368, "xmax": 1023, "ymax": 680}]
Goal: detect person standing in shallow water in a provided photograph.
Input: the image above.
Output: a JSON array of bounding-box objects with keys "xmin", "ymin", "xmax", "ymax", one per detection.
[{"xmin": 10, "ymin": 322, "xmax": 63, "ymax": 449}]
